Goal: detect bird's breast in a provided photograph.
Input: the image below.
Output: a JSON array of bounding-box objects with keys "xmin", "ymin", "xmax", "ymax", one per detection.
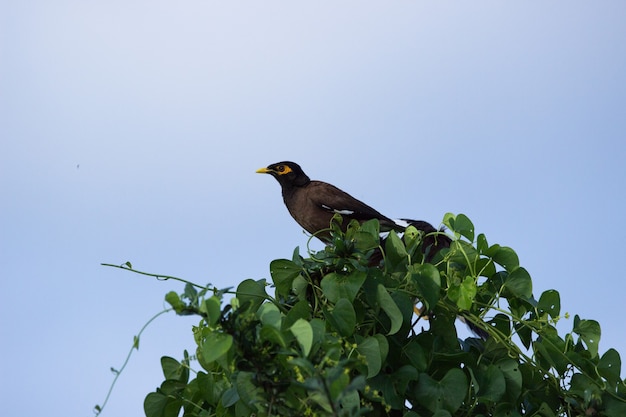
[{"xmin": 282, "ymin": 188, "xmax": 334, "ymax": 240}]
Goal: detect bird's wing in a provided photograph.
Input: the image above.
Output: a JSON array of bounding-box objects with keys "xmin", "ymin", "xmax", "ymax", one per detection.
[{"xmin": 307, "ymin": 181, "xmax": 395, "ymax": 224}]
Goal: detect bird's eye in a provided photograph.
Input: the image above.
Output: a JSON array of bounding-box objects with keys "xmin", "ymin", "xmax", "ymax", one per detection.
[{"xmin": 274, "ymin": 164, "xmax": 293, "ymax": 175}]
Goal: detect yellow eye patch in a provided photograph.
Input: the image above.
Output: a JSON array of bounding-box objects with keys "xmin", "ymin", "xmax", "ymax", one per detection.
[
  {"xmin": 274, "ymin": 165, "xmax": 293, "ymax": 175},
  {"xmin": 256, "ymin": 163, "xmax": 294, "ymax": 176}
]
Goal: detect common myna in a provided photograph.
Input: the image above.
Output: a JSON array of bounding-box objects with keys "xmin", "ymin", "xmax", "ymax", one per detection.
[
  {"xmin": 257, "ymin": 161, "xmax": 488, "ymax": 339},
  {"xmin": 256, "ymin": 161, "xmax": 450, "ymax": 256}
]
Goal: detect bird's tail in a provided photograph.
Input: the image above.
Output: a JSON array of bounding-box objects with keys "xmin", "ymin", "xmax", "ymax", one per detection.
[
  {"xmin": 398, "ymin": 218, "xmax": 451, "ymax": 260},
  {"xmin": 458, "ymin": 314, "xmax": 490, "ymax": 340}
]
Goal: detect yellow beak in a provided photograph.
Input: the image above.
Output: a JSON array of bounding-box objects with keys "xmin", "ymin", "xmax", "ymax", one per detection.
[{"xmin": 256, "ymin": 167, "xmax": 271, "ymax": 174}]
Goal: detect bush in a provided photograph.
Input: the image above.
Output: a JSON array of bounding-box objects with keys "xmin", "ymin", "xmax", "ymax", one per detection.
[{"xmin": 135, "ymin": 214, "xmax": 625, "ymax": 416}]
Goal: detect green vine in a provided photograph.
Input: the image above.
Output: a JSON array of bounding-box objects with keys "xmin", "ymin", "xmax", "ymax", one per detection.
[
  {"xmin": 98, "ymin": 214, "xmax": 626, "ymax": 417},
  {"xmin": 93, "ymin": 308, "xmax": 172, "ymax": 416}
]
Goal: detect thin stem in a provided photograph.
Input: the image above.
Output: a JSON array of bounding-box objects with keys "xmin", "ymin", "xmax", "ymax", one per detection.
[
  {"xmin": 94, "ymin": 308, "xmax": 172, "ymax": 415},
  {"xmin": 101, "ymin": 263, "xmax": 209, "ymax": 290}
]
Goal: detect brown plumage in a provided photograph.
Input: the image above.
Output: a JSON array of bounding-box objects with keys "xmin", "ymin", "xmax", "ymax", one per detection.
[{"xmin": 256, "ymin": 161, "xmax": 450, "ymax": 256}]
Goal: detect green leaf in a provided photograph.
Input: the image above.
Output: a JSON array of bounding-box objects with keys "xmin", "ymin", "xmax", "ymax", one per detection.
[
  {"xmin": 477, "ymin": 233, "xmax": 489, "ymax": 254},
  {"xmin": 533, "ymin": 328, "xmax": 569, "ymax": 375},
  {"xmin": 408, "ymin": 263, "xmax": 441, "ymax": 311},
  {"xmin": 490, "ymin": 246, "xmax": 519, "ymax": 272},
  {"xmin": 573, "ymin": 315, "xmax": 601, "ymax": 358},
  {"xmin": 498, "ymin": 359, "xmax": 522, "ymax": 402},
  {"xmin": 385, "ymin": 231, "xmax": 408, "ymax": 269},
  {"xmin": 604, "ymin": 394, "xmax": 626, "ymax": 417},
  {"xmin": 183, "ymin": 283, "xmax": 198, "ymax": 301},
  {"xmin": 393, "ymin": 364, "xmax": 419, "ymax": 394},
  {"xmin": 359, "ymin": 218, "xmax": 381, "ymax": 238},
  {"xmin": 494, "ymin": 403, "xmax": 523, "ymax": 417},
  {"xmin": 200, "ymin": 332, "xmax": 233, "ymax": 365},
  {"xmin": 442, "ymin": 212, "xmax": 455, "ymax": 230},
  {"xmin": 443, "ymin": 213, "xmax": 474, "ymax": 241},
  {"xmin": 291, "ymin": 246, "xmax": 303, "ymax": 265},
  {"xmin": 477, "ymin": 364, "xmax": 506, "ymax": 402},
  {"xmin": 354, "ymin": 218, "xmax": 380, "ymax": 250},
  {"xmin": 569, "ymin": 373, "xmax": 602, "ymax": 402},
  {"xmin": 392, "ymin": 291, "xmax": 415, "ymax": 332},
  {"xmin": 283, "ymin": 299, "xmax": 310, "ymax": 330},
  {"xmin": 448, "ymin": 276, "xmax": 477, "ymax": 310},
  {"xmin": 503, "ymin": 267, "xmax": 532, "ymax": 299},
  {"xmin": 447, "ymin": 240, "xmax": 480, "ymax": 267},
  {"xmin": 404, "ymin": 339, "xmax": 428, "ymax": 372},
  {"xmin": 515, "ymin": 321, "xmax": 533, "ymax": 350},
  {"xmin": 270, "ymin": 259, "xmax": 301, "ymax": 297},
  {"xmin": 415, "ymin": 368, "xmax": 468, "ymax": 413},
  {"xmin": 369, "ymin": 374, "xmax": 403, "ymax": 409},
  {"xmin": 489, "ymin": 313, "xmax": 511, "ymax": 338},
  {"xmin": 537, "ymin": 290, "xmax": 560, "ymax": 319},
  {"xmin": 329, "ymin": 298, "xmax": 356, "ymax": 337},
  {"xmin": 376, "ymin": 284, "xmax": 403, "ymax": 335},
  {"xmin": 236, "ymin": 279, "xmax": 267, "ymax": 311},
  {"xmin": 372, "ymin": 333, "xmax": 389, "ymax": 364},
  {"xmin": 454, "ymin": 213, "xmax": 475, "ymax": 241},
  {"xmin": 161, "ymin": 356, "xmax": 188, "ymax": 382},
  {"xmin": 357, "ymin": 337, "xmax": 383, "ymax": 378},
  {"xmin": 144, "ymin": 392, "xmax": 169, "ymax": 417},
  {"xmin": 291, "ymin": 275, "xmax": 308, "ymax": 297},
  {"xmin": 290, "ymin": 318, "xmax": 313, "ymax": 356},
  {"xmin": 257, "ymin": 302, "xmax": 282, "ymax": 329},
  {"xmin": 235, "ymin": 371, "xmax": 264, "ymax": 409},
  {"xmin": 310, "ymin": 318, "xmax": 327, "ymax": 351},
  {"xmin": 340, "ymin": 390, "xmax": 361, "ymax": 414},
  {"xmin": 259, "ymin": 325, "xmax": 288, "ymax": 347},
  {"xmin": 220, "ymin": 386, "xmax": 239, "ymax": 407},
  {"xmin": 597, "ymin": 348, "xmax": 622, "ymax": 387},
  {"xmin": 201, "ymin": 296, "xmax": 222, "ymax": 327},
  {"xmin": 235, "ymin": 400, "xmax": 254, "ymax": 417},
  {"xmin": 403, "ymin": 225, "xmax": 420, "ymax": 251},
  {"xmin": 531, "ymin": 402, "xmax": 557, "ymax": 417},
  {"xmin": 159, "ymin": 379, "xmax": 186, "ymax": 396},
  {"xmin": 320, "ymin": 270, "xmax": 367, "ymax": 303},
  {"xmin": 165, "ymin": 291, "xmax": 185, "ymax": 314},
  {"xmin": 475, "ymin": 256, "xmax": 496, "ymax": 278}
]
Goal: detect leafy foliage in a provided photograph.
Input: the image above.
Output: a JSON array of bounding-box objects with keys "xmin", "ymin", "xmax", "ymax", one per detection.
[{"xmin": 134, "ymin": 214, "xmax": 625, "ymax": 416}]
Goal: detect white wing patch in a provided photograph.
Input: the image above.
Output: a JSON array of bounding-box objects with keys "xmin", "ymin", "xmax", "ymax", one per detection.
[
  {"xmin": 321, "ymin": 204, "xmax": 355, "ymax": 216},
  {"xmin": 392, "ymin": 219, "xmax": 410, "ymax": 228}
]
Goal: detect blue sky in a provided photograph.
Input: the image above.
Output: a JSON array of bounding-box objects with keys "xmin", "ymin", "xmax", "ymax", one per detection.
[{"xmin": 1, "ymin": 2, "xmax": 625, "ymax": 416}]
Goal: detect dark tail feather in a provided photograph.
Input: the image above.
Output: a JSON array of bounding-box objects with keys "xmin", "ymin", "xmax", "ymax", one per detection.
[
  {"xmin": 400, "ymin": 219, "xmax": 451, "ymax": 262},
  {"xmin": 458, "ymin": 314, "xmax": 490, "ymax": 340}
]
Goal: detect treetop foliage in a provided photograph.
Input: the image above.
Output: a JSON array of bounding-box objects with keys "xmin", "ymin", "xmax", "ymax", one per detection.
[{"xmin": 105, "ymin": 214, "xmax": 626, "ymax": 417}]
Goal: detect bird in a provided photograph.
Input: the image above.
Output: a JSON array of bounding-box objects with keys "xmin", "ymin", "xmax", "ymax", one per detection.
[
  {"xmin": 255, "ymin": 161, "xmax": 450, "ymax": 258},
  {"xmin": 257, "ymin": 161, "xmax": 488, "ymax": 339}
]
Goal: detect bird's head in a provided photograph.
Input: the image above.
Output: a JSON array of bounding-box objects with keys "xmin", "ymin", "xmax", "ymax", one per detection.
[{"xmin": 256, "ymin": 161, "xmax": 311, "ymax": 188}]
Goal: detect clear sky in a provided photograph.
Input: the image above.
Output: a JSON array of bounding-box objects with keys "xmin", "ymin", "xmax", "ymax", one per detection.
[{"xmin": 1, "ymin": 2, "xmax": 625, "ymax": 416}]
